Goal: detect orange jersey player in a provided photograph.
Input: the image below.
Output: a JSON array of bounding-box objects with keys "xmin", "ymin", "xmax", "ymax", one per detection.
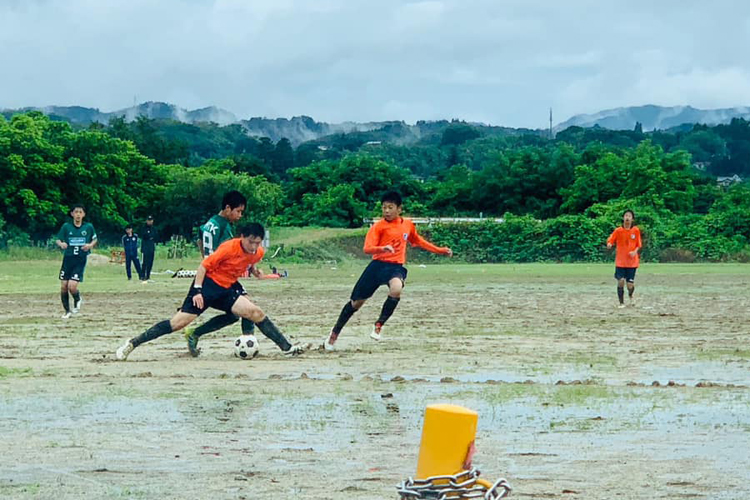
[
  {"xmin": 325, "ymin": 191, "xmax": 452, "ymax": 350},
  {"xmin": 116, "ymin": 223, "xmax": 303, "ymax": 360},
  {"xmin": 606, "ymin": 210, "xmax": 642, "ymax": 308}
]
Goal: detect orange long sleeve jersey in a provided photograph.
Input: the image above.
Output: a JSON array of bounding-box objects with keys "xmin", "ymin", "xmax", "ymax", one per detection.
[
  {"xmin": 364, "ymin": 217, "xmax": 449, "ymax": 264},
  {"xmin": 607, "ymin": 226, "xmax": 642, "ymax": 268},
  {"xmin": 202, "ymin": 238, "xmax": 265, "ymax": 288}
]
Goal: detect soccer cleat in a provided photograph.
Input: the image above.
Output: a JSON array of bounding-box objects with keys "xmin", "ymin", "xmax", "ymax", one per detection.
[
  {"xmin": 324, "ymin": 329, "xmax": 339, "ymax": 351},
  {"xmin": 617, "ymin": 303, "xmax": 626, "ymax": 309},
  {"xmin": 72, "ymin": 298, "xmax": 82, "ymax": 314},
  {"xmin": 61, "ymin": 311, "xmax": 72, "ymax": 319},
  {"xmin": 283, "ymin": 344, "xmax": 304, "ymax": 356},
  {"xmin": 628, "ymin": 296, "xmax": 635, "ymax": 307},
  {"xmin": 370, "ymin": 323, "xmax": 383, "ymax": 341},
  {"xmin": 116, "ymin": 340, "xmax": 134, "ymax": 361},
  {"xmin": 184, "ymin": 328, "xmax": 200, "ymax": 357}
]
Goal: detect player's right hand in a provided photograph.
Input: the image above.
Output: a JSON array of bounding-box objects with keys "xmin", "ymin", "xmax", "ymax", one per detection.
[
  {"xmin": 192, "ymin": 293, "xmax": 204, "ymax": 309},
  {"xmin": 606, "ymin": 243, "xmax": 613, "ymax": 249},
  {"xmin": 60, "ymin": 242, "xmax": 68, "ymax": 249},
  {"xmin": 382, "ymin": 245, "xmax": 395, "ymax": 253}
]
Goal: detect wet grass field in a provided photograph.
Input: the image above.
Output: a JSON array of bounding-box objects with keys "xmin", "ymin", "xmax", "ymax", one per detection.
[{"xmin": 1, "ymin": 260, "xmax": 750, "ymax": 499}]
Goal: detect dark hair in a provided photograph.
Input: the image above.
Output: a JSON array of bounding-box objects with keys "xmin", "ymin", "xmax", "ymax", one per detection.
[
  {"xmin": 222, "ymin": 190, "xmax": 247, "ymax": 210},
  {"xmin": 125, "ymin": 223, "xmax": 133, "ymax": 230},
  {"xmin": 623, "ymin": 209, "xmax": 635, "ymax": 219},
  {"xmin": 381, "ymin": 191, "xmax": 403, "ymax": 207},
  {"xmin": 70, "ymin": 203, "xmax": 85, "ymax": 212},
  {"xmin": 238, "ymin": 222, "xmax": 265, "ymax": 239}
]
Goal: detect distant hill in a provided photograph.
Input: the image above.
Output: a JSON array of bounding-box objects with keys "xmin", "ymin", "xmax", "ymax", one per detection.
[
  {"xmin": 2, "ymin": 102, "xmax": 238, "ymax": 126},
  {"xmin": 17, "ymin": 101, "xmax": 750, "ymax": 145},
  {"xmin": 556, "ymin": 105, "xmax": 750, "ymax": 132},
  {"xmin": 1, "ymin": 101, "xmax": 541, "ymax": 145}
]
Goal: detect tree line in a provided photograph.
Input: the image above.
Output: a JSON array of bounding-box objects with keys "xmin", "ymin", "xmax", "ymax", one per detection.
[{"xmin": 2, "ymin": 111, "xmax": 749, "ymax": 262}]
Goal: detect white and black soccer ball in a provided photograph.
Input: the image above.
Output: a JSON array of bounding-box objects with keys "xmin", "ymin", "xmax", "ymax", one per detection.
[{"xmin": 234, "ymin": 334, "xmax": 259, "ymax": 359}]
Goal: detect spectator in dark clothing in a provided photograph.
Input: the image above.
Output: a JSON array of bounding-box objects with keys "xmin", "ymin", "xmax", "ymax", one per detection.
[
  {"xmin": 122, "ymin": 225, "xmax": 143, "ymax": 281},
  {"xmin": 141, "ymin": 215, "xmax": 158, "ymax": 281}
]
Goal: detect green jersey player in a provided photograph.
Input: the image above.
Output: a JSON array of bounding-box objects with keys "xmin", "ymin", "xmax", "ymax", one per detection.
[
  {"xmin": 55, "ymin": 204, "xmax": 97, "ymax": 319},
  {"xmin": 185, "ymin": 191, "xmax": 261, "ymax": 353}
]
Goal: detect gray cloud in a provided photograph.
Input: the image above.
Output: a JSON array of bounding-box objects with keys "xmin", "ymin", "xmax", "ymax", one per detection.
[{"xmin": 1, "ymin": 0, "xmax": 749, "ymax": 128}]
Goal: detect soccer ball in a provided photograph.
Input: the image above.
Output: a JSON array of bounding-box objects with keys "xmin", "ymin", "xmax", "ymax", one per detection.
[{"xmin": 234, "ymin": 334, "xmax": 259, "ymax": 359}]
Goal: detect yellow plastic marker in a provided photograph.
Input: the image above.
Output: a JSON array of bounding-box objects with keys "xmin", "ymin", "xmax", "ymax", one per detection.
[{"xmin": 416, "ymin": 404, "xmax": 478, "ymax": 479}]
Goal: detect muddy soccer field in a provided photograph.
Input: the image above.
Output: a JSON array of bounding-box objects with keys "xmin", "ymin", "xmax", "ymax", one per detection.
[{"xmin": 1, "ymin": 260, "xmax": 750, "ymax": 499}]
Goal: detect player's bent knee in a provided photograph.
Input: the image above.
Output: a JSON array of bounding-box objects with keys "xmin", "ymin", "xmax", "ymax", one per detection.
[
  {"xmin": 170, "ymin": 313, "xmax": 196, "ymax": 332},
  {"xmin": 233, "ymin": 297, "xmax": 265, "ymax": 323},
  {"xmin": 351, "ymin": 299, "xmax": 366, "ymax": 310}
]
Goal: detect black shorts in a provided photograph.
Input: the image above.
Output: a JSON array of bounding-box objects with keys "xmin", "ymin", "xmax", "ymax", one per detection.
[
  {"xmin": 614, "ymin": 267, "xmax": 637, "ymax": 282},
  {"xmin": 180, "ymin": 277, "xmax": 247, "ymax": 316},
  {"xmin": 59, "ymin": 256, "xmax": 87, "ymax": 282},
  {"xmin": 350, "ymin": 260, "xmax": 408, "ymax": 301}
]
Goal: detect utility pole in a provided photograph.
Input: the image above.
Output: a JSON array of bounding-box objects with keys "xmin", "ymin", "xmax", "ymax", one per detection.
[{"xmin": 549, "ymin": 107, "xmax": 553, "ymax": 139}]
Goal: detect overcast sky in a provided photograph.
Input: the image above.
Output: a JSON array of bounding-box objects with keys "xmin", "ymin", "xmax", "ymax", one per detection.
[{"xmin": 2, "ymin": 0, "xmax": 749, "ymax": 128}]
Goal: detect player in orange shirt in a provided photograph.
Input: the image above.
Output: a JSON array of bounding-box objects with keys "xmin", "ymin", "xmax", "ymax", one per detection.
[
  {"xmin": 115, "ymin": 223, "xmax": 303, "ymax": 360},
  {"xmin": 324, "ymin": 191, "xmax": 452, "ymax": 350},
  {"xmin": 606, "ymin": 210, "xmax": 642, "ymax": 308}
]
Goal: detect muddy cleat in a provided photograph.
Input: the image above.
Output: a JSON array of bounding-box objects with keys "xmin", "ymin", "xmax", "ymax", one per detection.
[
  {"xmin": 116, "ymin": 340, "xmax": 134, "ymax": 361},
  {"xmin": 283, "ymin": 344, "xmax": 305, "ymax": 356},
  {"xmin": 628, "ymin": 296, "xmax": 636, "ymax": 307},
  {"xmin": 72, "ymin": 297, "xmax": 82, "ymax": 314},
  {"xmin": 61, "ymin": 311, "xmax": 72, "ymax": 319},
  {"xmin": 324, "ymin": 329, "xmax": 339, "ymax": 351},
  {"xmin": 617, "ymin": 303, "xmax": 626, "ymax": 309},
  {"xmin": 370, "ymin": 322, "xmax": 383, "ymax": 341},
  {"xmin": 184, "ymin": 328, "xmax": 200, "ymax": 357}
]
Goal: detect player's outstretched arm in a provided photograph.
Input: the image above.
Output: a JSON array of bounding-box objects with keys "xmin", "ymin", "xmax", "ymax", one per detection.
[{"xmin": 408, "ymin": 227, "xmax": 451, "ymax": 256}]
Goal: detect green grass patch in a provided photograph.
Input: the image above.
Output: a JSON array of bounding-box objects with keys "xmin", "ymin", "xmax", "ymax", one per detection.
[
  {"xmin": 695, "ymin": 348, "xmax": 750, "ymax": 361},
  {"xmin": 547, "ymin": 384, "xmax": 616, "ymax": 405},
  {"xmin": 0, "ymin": 366, "xmax": 33, "ymax": 378}
]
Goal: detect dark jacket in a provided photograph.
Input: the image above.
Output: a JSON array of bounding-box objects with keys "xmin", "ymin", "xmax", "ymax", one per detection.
[
  {"xmin": 122, "ymin": 234, "xmax": 139, "ymax": 256},
  {"xmin": 141, "ymin": 225, "xmax": 158, "ymax": 253}
]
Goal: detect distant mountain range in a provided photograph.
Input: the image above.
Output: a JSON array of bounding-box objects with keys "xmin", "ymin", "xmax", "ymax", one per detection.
[
  {"xmin": 556, "ymin": 105, "xmax": 750, "ymax": 132},
  {"xmin": 3, "ymin": 102, "xmax": 239, "ymax": 127},
  {"xmin": 5, "ymin": 102, "xmax": 750, "ymax": 144},
  {"xmin": 0, "ymin": 101, "xmax": 533, "ymax": 145}
]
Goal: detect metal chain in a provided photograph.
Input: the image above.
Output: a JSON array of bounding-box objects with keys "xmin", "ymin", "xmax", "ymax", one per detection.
[{"xmin": 397, "ymin": 468, "xmax": 511, "ymax": 499}]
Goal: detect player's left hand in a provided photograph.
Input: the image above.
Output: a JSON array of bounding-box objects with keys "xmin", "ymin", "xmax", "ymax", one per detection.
[
  {"xmin": 192, "ymin": 293, "xmax": 204, "ymax": 309},
  {"xmin": 629, "ymin": 250, "xmax": 638, "ymax": 257},
  {"xmin": 444, "ymin": 247, "xmax": 453, "ymax": 257},
  {"xmin": 82, "ymin": 244, "xmax": 92, "ymax": 251}
]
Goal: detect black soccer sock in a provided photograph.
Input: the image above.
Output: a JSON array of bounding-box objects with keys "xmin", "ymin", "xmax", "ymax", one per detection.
[
  {"xmin": 255, "ymin": 317, "xmax": 292, "ymax": 351},
  {"xmin": 333, "ymin": 301, "xmax": 357, "ymax": 335},
  {"xmin": 193, "ymin": 313, "xmax": 239, "ymax": 338},
  {"xmin": 131, "ymin": 320, "xmax": 172, "ymax": 347},
  {"xmin": 241, "ymin": 317, "xmax": 256, "ymax": 335},
  {"xmin": 628, "ymin": 286, "xmax": 635, "ymax": 298},
  {"xmin": 71, "ymin": 291, "xmax": 81, "ymax": 306},
  {"xmin": 617, "ymin": 287, "xmax": 625, "ymax": 304},
  {"xmin": 61, "ymin": 291, "xmax": 70, "ymax": 312},
  {"xmin": 377, "ymin": 296, "xmax": 400, "ymax": 326}
]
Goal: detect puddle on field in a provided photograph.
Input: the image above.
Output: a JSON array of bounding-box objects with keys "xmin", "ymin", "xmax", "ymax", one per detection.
[{"xmin": 641, "ymin": 361, "xmax": 750, "ymax": 386}]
